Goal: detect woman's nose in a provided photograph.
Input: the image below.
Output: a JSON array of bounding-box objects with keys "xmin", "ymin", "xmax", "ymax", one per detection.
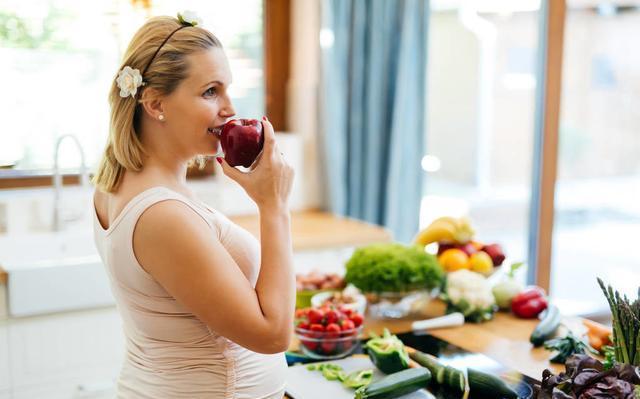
[{"xmin": 220, "ymin": 97, "xmax": 236, "ymax": 118}]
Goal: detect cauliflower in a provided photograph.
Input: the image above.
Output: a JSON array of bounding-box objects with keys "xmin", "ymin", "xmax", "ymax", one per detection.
[{"xmin": 444, "ymin": 269, "xmax": 496, "ymax": 323}]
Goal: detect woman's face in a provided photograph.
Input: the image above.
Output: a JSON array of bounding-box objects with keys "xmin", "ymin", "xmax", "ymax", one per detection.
[{"xmin": 160, "ymin": 47, "xmax": 235, "ymax": 158}]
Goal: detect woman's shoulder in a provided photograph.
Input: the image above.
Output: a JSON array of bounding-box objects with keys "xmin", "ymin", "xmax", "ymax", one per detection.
[{"xmin": 94, "ymin": 181, "xmax": 203, "ymax": 232}]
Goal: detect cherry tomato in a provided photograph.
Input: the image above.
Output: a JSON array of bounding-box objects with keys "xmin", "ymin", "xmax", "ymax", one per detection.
[
  {"xmin": 325, "ymin": 323, "xmax": 341, "ymax": 338},
  {"xmin": 301, "ymin": 339, "xmax": 317, "ymax": 351},
  {"xmin": 340, "ymin": 319, "xmax": 355, "ymax": 332},
  {"xmin": 338, "ymin": 306, "xmax": 353, "ymax": 317},
  {"xmin": 321, "ymin": 341, "xmax": 336, "ymax": 354},
  {"xmin": 325, "ymin": 309, "xmax": 339, "ymax": 325},
  {"xmin": 350, "ymin": 313, "xmax": 364, "ymax": 327},
  {"xmin": 308, "ymin": 309, "xmax": 324, "ymax": 324}
]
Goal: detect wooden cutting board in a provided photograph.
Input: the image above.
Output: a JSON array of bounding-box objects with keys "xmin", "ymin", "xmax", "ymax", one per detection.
[{"xmin": 285, "ymin": 354, "xmax": 434, "ymax": 399}]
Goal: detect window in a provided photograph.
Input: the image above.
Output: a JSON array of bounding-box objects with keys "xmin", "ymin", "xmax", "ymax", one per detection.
[
  {"xmin": 423, "ymin": 1, "xmax": 541, "ymax": 274},
  {"xmin": 551, "ymin": 1, "xmax": 640, "ymax": 315},
  {"xmin": 0, "ymin": 0, "xmax": 263, "ymax": 172}
]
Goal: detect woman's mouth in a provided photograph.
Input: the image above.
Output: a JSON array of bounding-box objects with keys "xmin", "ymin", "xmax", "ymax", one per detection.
[{"xmin": 207, "ymin": 127, "xmax": 222, "ymax": 136}]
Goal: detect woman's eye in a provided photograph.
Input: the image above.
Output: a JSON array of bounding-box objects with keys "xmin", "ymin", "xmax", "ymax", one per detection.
[{"xmin": 204, "ymin": 87, "xmax": 217, "ymax": 97}]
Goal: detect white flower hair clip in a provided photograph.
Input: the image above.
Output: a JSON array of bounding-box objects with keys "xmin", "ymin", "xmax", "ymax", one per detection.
[
  {"xmin": 116, "ymin": 66, "xmax": 144, "ymax": 98},
  {"xmin": 178, "ymin": 10, "xmax": 203, "ymax": 27}
]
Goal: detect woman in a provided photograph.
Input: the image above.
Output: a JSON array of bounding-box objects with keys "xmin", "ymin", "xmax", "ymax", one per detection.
[{"xmin": 92, "ymin": 13, "xmax": 295, "ymax": 398}]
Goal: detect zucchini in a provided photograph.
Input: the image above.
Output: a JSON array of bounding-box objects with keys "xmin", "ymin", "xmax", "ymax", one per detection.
[
  {"xmin": 409, "ymin": 350, "xmax": 465, "ymax": 392},
  {"xmin": 530, "ymin": 304, "xmax": 561, "ymax": 347},
  {"xmin": 445, "ymin": 366, "xmax": 465, "ymax": 393},
  {"xmin": 436, "ymin": 367, "xmax": 446, "ymax": 385},
  {"xmin": 467, "ymin": 368, "xmax": 518, "ymax": 399},
  {"xmin": 354, "ymin": 367, "xmax": 431, "ymax": 399},
  {"xmin": 409, "ymin": 351, "xmax": 446, "ymax": 380}
]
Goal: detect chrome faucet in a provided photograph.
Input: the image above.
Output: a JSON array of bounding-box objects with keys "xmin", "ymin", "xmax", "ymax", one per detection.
[{"xmin": 52, "ymin": 134, "xmax": 90, "ymax": 231}]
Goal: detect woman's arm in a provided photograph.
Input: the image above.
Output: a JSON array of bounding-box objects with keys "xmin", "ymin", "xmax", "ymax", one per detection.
[
  {"xmin": 254, "ymin": 205, "xmax": 295, "ymax": 349},
  {"xmin": 134, "ymin": 201, "xmax": 294, "ymax": 354}
]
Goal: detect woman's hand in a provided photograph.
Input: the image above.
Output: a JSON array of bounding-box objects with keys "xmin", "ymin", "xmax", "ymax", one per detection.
[{"xmin": 218, "ymin": 117, "xmax": 294, "ymax": 211}]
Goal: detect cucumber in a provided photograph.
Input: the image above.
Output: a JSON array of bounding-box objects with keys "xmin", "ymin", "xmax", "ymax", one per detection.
[
  {"xmin": 467, "ymin": 368, "xmax": 518, "ymax": 399},
  {"xmin": 354, "ymin": 367, "xmax": 431, "ymax": 399},
  {"xmin": 445, "ymin": 366, "xmax": 465, "ymax": 393},
  {"xmin": 409, "ymin": 351, "xmax": 446, "ymax": 382},
  {"xmin": 530, "ymin": 305, "xmax": 561, "ymax": 347},
  {"xmin": 408, "ymin": 350, "xmax": 465, "ymax": 392},
  {"xmin": 436, "ymin": 367, "xmax": 446, "ymax": 385}
]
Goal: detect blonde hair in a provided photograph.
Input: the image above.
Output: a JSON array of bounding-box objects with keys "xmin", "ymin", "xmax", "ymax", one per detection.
[{"xmin": 93, "ymin": 16, "xmax": 222, "ymax": 192}]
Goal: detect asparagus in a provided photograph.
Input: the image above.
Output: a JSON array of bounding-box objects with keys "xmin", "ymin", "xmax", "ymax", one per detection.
[{"xmin": 597, "ymin": 277, "xmax": 640, "ymax": 366}]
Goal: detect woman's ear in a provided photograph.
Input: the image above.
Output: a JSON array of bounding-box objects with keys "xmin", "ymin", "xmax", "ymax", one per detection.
[{"xmin": 140, "ymin": 87, "xmax": 165, "ymax": 122}]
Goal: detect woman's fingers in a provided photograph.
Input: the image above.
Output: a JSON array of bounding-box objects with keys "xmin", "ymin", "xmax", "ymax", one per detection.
[
  {"xmin": 217, "ymin": 157, "xmax": 246, "ymax": 184},
  {"xmin": 261, "ymin": 117, "xmax": 277, "ymax": 156}
]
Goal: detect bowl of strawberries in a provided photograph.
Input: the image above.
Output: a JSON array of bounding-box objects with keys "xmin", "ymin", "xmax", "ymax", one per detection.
[{"xmin": 294, "ymin": 305, "xmax": 364, "ymax": 359}]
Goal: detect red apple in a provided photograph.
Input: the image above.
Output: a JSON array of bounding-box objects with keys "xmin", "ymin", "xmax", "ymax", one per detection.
[
  {"xmin": 437, "ymin": 242, "xmax": 456, "ymax": 256},
  {"xmin": 437, "ymin": 242, "xmax": 476, "ymax": 256},
  {"xmin": 458, "ymin": 242, "xmax": 477, "ymax": 256},
  {"xmin": 481, "ymin": 243, "xmax": 505, "ymax": 266},
  {"xmin": 215, "ymin": 119, "xmax": 264, "ymax": 167}
]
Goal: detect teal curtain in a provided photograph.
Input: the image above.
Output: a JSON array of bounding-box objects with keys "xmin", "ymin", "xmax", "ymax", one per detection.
[{"xmin": 320, "ymin": 0, "xmax": 429, "ymax": 243}]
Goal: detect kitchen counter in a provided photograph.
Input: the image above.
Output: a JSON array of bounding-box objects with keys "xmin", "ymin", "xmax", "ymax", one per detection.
[
  {"xmin": 229, "ymin": 210, "xmax": 392, "ymax": 251},
  {"xmin": 291, "ymin": 300, "xmax": 568, "ymax": 383},
  {"xmin": 0, "ymin": 210, "xmax": 391, "ymax": 286},
  {"xmin": 363, "ymin": 301, "xmax": 566, "ymax": 379}
]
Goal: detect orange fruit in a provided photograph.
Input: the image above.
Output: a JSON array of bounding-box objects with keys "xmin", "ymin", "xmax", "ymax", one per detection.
[
  {"xmin": 438, "ymin": 249, "xmax": 470, "ymax": 272},
  {"xmin": 469, "ymin": 251, "xmax": 493, "ymax": 275}
]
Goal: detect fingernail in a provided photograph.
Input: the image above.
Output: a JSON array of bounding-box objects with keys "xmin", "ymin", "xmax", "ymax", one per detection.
[
  {"xmin": 262, "ymin": 116, "xmax": 267, "ymax": 121},
  {"xmin": 216, "ymin": 157, "xmax": 222, "ymax": 164}
]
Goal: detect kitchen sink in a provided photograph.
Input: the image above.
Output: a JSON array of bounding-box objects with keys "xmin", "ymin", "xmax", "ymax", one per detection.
[{"xmin": 0, "ymin": 230, "xmax": 113, "ymax": 317}]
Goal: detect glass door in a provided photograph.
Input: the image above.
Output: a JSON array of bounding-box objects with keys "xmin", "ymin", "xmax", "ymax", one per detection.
[
  {"xmin": 550, "ymin": 1, "xmax": 640, "ymax": 316},
  {"xmin": 423, "ymin": 1, "xmax": 542, "ymax": 277}
]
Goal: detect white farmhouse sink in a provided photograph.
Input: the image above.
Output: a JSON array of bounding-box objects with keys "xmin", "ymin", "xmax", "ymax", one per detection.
[{"xmin": 0, "ymin": 230, "xmax": 113, "ymax": 317}]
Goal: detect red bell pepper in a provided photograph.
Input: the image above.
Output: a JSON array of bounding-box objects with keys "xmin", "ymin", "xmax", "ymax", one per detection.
[{"xmin": 511, "ymin": 286, "xmax": 548, "ymax": 318}]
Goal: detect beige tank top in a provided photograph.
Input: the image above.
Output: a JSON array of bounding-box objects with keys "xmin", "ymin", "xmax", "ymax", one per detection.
[{"xmin": 93, "ymin": 186, "xmax": 287, "ymax": 399}]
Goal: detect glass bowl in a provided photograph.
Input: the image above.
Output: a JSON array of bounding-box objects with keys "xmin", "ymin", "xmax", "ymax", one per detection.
[
  {"xmin": 364, "ymin": 289, "xmax": 437, "ymax": 319},
  {"xmin": 295, "ymin": 325, "xmax": 363, "ymax": 360},
  {"xmin": 310, "ymin": 291, "xmax": 367, "ymax": 316}
]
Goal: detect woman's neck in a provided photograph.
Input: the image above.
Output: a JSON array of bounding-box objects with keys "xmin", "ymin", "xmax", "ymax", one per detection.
[
  {"xmin": 141, "ymin": 156, "xmax": 189, "ymax": 186},
  {"xmin": 138, "ymin": 121, "xmax": 190, "ymax": 187}
]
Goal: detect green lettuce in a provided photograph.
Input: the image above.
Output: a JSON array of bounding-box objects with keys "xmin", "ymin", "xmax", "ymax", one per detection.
[{"xmin": 344, "ymin": 243, "xmax": 444, "ymax": 293}]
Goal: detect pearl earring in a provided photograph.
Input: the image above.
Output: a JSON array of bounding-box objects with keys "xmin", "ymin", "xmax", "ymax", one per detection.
[{"xmin": 158, "ymin": 114, "xmax": 165, "ymax": 121}]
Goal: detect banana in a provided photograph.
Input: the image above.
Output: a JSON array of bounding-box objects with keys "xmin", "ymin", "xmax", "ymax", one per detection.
[
  {"xmin": 413, "ymin": 216, "xmax": 476, "ymax": 246},
  {"xmin": 453, "ymin": 216, "xmax": 475, "ymax": 243},
  {"xmin": 413, "ymin": 219, "xmax": 457, "ymax": 246},
  {"xmin": 430, "ymin": 216, "xmax": 459, "ymax": 227}
]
